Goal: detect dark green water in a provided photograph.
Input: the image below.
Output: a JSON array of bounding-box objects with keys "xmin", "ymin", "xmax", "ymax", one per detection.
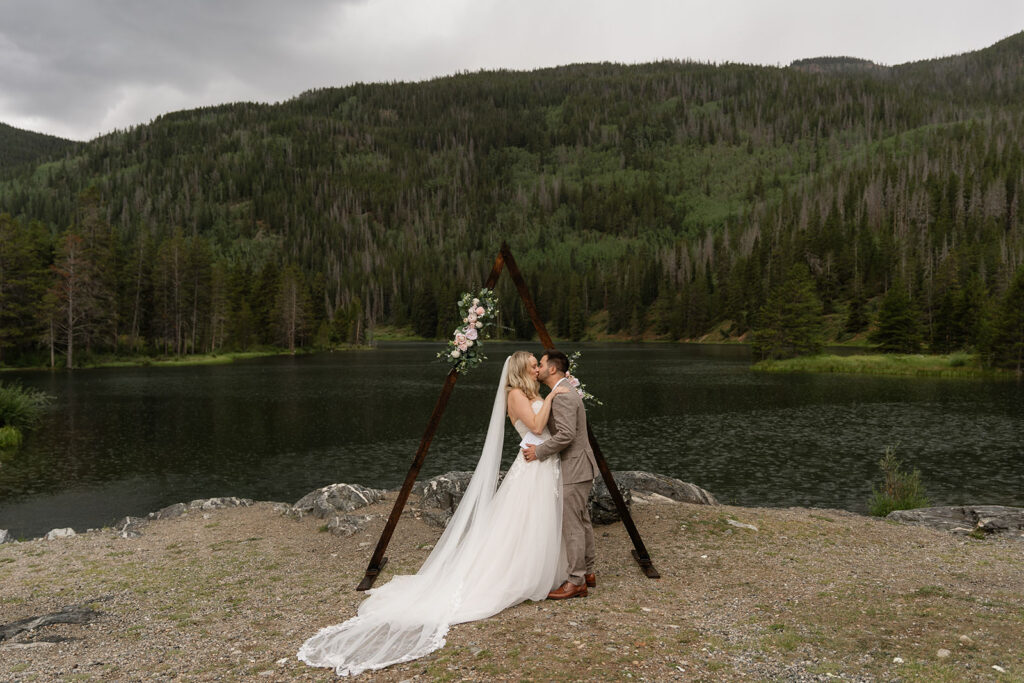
[{"xmin": 1, "ymin": 342, "xmax": 1022, "ymax": 538}]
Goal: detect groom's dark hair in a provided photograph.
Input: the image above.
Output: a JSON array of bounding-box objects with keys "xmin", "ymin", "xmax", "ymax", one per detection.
[{"xmin": 541, "ymin": 349, "xmax": 569, "ymax": 374}]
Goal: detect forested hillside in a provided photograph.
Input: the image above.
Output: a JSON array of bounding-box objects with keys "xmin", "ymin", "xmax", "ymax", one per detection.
[
  {"xmin": 0, "ymin": 122, "xmax": 77, "ymax": 173},
  {"xmin": 1, "ymin": 32, "xmax": 1023, "ymax": 367}
]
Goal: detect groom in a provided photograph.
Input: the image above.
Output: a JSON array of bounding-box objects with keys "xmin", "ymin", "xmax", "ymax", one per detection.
[{"xmin": 523, "ymin": 349, "xmax": 599, "ymax": 599}]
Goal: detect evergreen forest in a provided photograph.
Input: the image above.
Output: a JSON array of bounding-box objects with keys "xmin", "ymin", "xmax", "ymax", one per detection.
[{"xmin": 2, "ymin": 32, "xmax": 1024, "ymax": 369}]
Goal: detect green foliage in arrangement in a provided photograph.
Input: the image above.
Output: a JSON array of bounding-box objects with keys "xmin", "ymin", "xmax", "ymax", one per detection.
[
  {"xmin": 0, "ymin": 33, "xmax": 1023, "ymax": 366},
  {"xmin": 868, "ymin": 445, "xmax": 930, "ymax": 517},
  {"xmin": 0, "ymin": 381, "xmax": 53, "ymax": 431}
]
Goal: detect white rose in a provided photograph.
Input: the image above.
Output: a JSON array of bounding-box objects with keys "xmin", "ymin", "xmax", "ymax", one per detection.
[
  {"xmin": 472, "ymin": 298, "xmax": 480, "ymax": 305},
  {"xmin": 452, "ymin": 350, "xmax": 461, "ymax": 358},
  {"xmin": 466, "ymin": 340, "xmax": 473, "ymax": 347},
  {"xmin": 475, "ymin": 321, "xmax": 483, "ymax": 328}
]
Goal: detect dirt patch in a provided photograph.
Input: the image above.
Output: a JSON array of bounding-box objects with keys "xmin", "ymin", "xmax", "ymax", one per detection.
[{"xmin": 1, "ymin": 497, "xmax": 1021, "ymax": 681}]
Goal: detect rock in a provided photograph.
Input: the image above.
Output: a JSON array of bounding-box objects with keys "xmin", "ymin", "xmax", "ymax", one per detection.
[
  {"xmin": 892, "ymin": 657, "xmax": 904, "ymax": 664},
  {"xmin": 410, "ymin": 469, "xmax": 717, "ymax": 528},
  {"xmin": 887, "ymin": 506, "xmax": 1024, "ymax": 540},
  {"xmin": 590, "ymin": 471, "xmax": 717, "ymax": 525},
  {"xmin": 149, "ymin": 502, "xmax": 188, "ymax": 520},
  {"xmin": 189, "ymin": 497, "xmax": 253, "ymax": 511},
  {"xmin": 327, "ymin": 514, "xmax": 375, "ymax": 537},
  {"xmin": 959, "ymin": 634, "xmax": 974, "ymax": 645},
  {"xmin": 414, "ymin": 472, "xmax": 475, "ymax": 527},
  {"xmin": 293, "ymin": 484, "xmax": 384, "ymax": 519},
  {"xmin": 993, "ymin": 665, "xmax": 1007, "ymax": 673},
  {"xmin": 609, "ymin": 471, "xmax": 718, "ymax": 506},
  {"xmin": 0, "ymin": 529, "xmax": 12, "ymax": 544},
  {"xmin": 937, "ymin": 648, "xmax": 951, "ymax": 659},
  {"xmin": 44, "ymin": 528, "xmax": 75, "ymax": 540},
  {"xmin": 726, "ymin": 519, "xmax": 758, "ymax": 531},
  {"xmin": 114, "ymin": 516, "xmax": 147, "ymax": 539},
  {"xmin": 589, "ymin": 477, "xmax": 633, "ymax": 525}
]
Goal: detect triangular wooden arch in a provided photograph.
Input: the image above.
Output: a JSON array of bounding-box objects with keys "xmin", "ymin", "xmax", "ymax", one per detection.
[{"xmin": 356, "ymin": 242, "xmax": 659, "ymax": 591}]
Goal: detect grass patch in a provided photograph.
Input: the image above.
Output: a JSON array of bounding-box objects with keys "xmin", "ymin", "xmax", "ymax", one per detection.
[
  {"xmin": 752, "ymin": 352, "xmax": 1007, "ymax": 378},
  {"xmin": 868, "ymin": 445, "xmax": 930, "ymax": 516}
]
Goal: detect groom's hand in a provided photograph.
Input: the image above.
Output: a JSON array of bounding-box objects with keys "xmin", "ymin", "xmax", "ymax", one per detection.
[{"xmin": 523, "ymin": 445, "xmax": 537, "ymax": 462}]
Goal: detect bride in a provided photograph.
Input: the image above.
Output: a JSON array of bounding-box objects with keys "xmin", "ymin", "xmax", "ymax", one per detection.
[{"xmin": 298, "ymin": 351, "xmax": 571, "ymax": 676}]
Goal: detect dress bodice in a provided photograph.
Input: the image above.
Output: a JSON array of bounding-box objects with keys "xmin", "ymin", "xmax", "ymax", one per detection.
[{"xmin": 514, "ymin": 399, "xmax": 548, "ymax": 438}]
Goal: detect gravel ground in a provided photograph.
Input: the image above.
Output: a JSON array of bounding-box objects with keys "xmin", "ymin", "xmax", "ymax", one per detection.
[{"xmin": 1, "ymin": 496, "xmax": 1022, "ymax": 681}]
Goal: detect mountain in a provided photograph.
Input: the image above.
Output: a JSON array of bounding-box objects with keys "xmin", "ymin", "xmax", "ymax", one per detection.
[
  {"xmin": 0, "ymin": 122, "xmax": 78, "ymax": 173},
  {"xmin": 0, "ymin": 32, "xmax": 1023, "ymax": 365}
]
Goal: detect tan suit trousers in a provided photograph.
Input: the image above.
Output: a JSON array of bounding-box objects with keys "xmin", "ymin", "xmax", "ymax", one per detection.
[{"xmin": 562, "ymin": 481, "xmax": 596, "ymax": 586}]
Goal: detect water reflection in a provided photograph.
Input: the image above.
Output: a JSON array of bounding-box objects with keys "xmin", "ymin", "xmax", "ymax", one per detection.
[{"xmin": 1, "ymin": 342, "xmax": 1021, "ymax": 538}]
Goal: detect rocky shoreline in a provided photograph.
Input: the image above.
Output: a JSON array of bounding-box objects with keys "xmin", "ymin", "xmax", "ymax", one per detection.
[
  {"xmin": 3, "ymin": 470, "xmax": 1022, "ymax": 546},
  {"xmin": 2, "ymin": 473, "xmax": 1023, "ymax": 681}
]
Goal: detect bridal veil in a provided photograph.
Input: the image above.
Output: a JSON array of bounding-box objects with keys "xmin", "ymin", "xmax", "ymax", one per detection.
[{"xmin": 298, "ymin": 356, "xmax": 563, "ymax": 676}]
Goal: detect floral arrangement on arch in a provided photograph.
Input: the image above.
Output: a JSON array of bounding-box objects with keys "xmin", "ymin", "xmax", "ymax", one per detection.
[
  {"xmin": 438, "ymin": 288, "xmax": 500, "ymax": 373},
  {"xmin": 566, "ymin": 351, "xmax": 602, "ymax": 406}
]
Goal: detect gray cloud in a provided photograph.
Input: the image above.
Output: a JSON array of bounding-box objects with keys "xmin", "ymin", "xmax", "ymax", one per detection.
[{"xmin": 1, "ymin": 0, "xmax": 1021, "ymax": 140}]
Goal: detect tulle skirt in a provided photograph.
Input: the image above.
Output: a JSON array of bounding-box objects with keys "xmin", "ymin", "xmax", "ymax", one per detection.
[{"xmin": 297, "ymin": 451, "xmax": 563, "ymax": 676}]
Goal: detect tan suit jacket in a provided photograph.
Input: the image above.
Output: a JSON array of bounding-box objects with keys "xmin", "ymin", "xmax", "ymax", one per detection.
[{"xmin": 534, "ymin": 383, "xmax": 599, "ymax": 485}]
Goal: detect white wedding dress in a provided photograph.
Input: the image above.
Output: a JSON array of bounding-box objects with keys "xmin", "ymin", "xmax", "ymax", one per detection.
[{"xmin": 297, "ymin": 358, "xmax": 564, "ymax": 676}]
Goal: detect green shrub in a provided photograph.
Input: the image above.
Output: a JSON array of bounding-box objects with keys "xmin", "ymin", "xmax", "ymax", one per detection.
[
  {"xmin": 868, "ymin": 445, "xmax": 930, "ymax": 516},
  {"xmin": 0, "ymin": 425, "xmax": 23, "ymax": 449},
  {"xmin": 0, "ymin": 381, "xmax": 53, "ymax": 431}
]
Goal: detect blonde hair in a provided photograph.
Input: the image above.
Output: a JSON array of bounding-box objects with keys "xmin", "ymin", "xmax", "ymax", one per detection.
[{"xmin": 506, "ymin": 351, "xmax": 540, "ymax": 401}]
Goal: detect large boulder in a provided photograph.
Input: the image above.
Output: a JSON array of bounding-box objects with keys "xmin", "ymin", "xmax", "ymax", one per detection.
[
  {"xmin": 887, "ymin": 505, "xmax": 1024, "ymax": 540},
  {"xmin": 589, "ymin": 478, "xmax": 633, "ymax": 525},
  {"xmin": 0, "ymin": 529, "xmax": 12, "ymax": 544},
  {"xmin": 413, "ymin": 470, "xmax": 717, "ymax": 528},
  {"xmin": 414, "ymin": 471, "xmax": 475, "ymax": 527},
  {"xmin": 188, "ymin": 496, "xmax": 253, "ymax": 511},
  {"xmin": 589, "ymin": 471, "xmax": 718, "ymax": 525},
  {"xmin": 147, "ymin": 497, "xmax": 254, "ymax": 521},
  {"xmin": 611, "ymin": 471, "xmax": 719, "ymax": 506},
  {"xmin": 44, "ymin": 528, "xmax": 75, "ymax": 540},
  {"xmin": 293, "ymin": 484, "xmax": 384, "ymax": 519}
]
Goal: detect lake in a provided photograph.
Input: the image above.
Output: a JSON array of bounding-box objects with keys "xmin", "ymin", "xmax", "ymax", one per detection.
[{"xmin": 1, "ymin": 342, "xmax": 1022, "ymax": 538}]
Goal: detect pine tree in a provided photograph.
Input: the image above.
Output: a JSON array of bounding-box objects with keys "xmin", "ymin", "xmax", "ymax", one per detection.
[
  {"xmin": 751, "ymin": 263, "xmax": 824, "ymax": 360},
  {"xmin": 988, "ymin": 266, "xmax": 1024, "ymax": 374},
  {"xmin": 273, "ymin": 266, "xmax": 312, "ymax": 352},
  {"xmin": 843, "ymin": 291, "xmax": 870, "ymax": 335},
  {"xmin": 869, "ymin": 283, "xmax": 923, "ymax": 353},
  {"xmin": 0, "ymin": 215, "xmax": 47, "ymax": 364}
]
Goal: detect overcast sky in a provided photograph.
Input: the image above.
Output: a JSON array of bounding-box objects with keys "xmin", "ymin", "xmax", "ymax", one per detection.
[{"xmin": 2, "ymin": 0, "xmax": 1022, "ymax": 141}]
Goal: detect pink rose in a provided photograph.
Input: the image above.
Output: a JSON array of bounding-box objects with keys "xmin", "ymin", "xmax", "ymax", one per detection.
[
  {"xmin": 455, "ymin": 333, "xmax": 467, "ymax": 345},
  {"xmin": 569, "ymin": 376, "xmax": 581, "ymax": 388},
  {"xmin": 466, "ymin": 327, "xmax": 478, "ymax": 341},
  {"xmin": 467, "ymin": 311, "xmax": 478, "ymax": 323},
  {"xmin": 475, "ymin": 306, "xmax": 485, "ymax": 316},
  {"xmin": 458, "ymin": 341, "xmax": 468, "ymax": 352}
]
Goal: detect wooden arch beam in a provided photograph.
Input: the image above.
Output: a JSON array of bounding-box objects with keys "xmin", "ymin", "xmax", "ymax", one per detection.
[{"xmin": 356, "ymin": 243, "xmax": 658, "ymax": 591}]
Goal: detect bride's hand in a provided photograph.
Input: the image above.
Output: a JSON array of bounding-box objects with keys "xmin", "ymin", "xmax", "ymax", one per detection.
[{"xmin": 552, "ymin": 386, "xmax": 571, "ymax": 396}]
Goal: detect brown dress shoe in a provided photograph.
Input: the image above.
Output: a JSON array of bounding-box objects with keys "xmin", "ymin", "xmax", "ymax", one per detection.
[
  {"xmin": 585, "ymin": 573, "xmax": 596, "ymax": 588},
  {"xmin": 547, "ymin": 580, "xmax": 588, "ymax": 600}
]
